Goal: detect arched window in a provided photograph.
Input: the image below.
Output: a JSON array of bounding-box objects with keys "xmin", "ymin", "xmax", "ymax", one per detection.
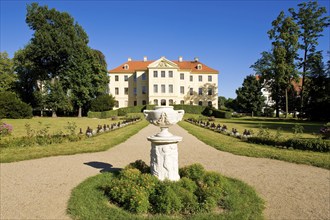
[
  {"xmin": 123, "ymin": 64, "xmax": 129, "ymax": 70},
  {"xmin": 197, "ymin": 64, "xmax": 202, "ymax": 70},
  {"xmin": 198, "ymin": 101, "xmax": 203, "ymax": 106},
  {"xmin": 161, "ymin": 99, "xmax": 166, "ymax": 106},
  {"xmin": 154, "ymin": 99, "xmax": 158, "ymax": 106},
  {"xmin": 169, "ymin": 99, "xmax": 173, "ymax": 105},
  {"xmin": 208, "ymin": 101, "xmax": 212, "ymax": 107},
  {"xmin": 142, "ymin": 100, "xmax": 147, "ymax": 105},
  {"xmin": 180, "ymin": 100, "xmax": 185, "ymax": 105}
]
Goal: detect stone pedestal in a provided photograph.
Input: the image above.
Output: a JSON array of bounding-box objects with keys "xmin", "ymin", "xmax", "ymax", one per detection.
[{"xmin": 148, "ymin": 135, "xmax": 182, "ymax": 181}]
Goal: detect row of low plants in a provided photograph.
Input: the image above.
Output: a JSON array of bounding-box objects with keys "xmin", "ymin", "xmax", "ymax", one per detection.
[
  {"xmin": 186, "ymin": 118, "xmax": 330, "ymax": 152},
  {"xmin": 68, "ymin": 160, "xmax": 264, "ymax": 219},
  {"xmin": 88, "ymin": 105, "xmax": 231, "ymax": 119},
  {"xmin": 0, "ymin": 115, "xmax": 141, "ymax": 148}
]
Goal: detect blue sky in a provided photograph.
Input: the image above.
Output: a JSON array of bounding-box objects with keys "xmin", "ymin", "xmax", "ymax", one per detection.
[{"xmin": 1, "ymin": 0, "xmax": 329, "ymax": 99}]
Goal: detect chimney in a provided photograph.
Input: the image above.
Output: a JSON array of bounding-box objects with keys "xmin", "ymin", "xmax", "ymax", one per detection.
[
  {"xmin": 143, "ymin": 56, "xmax": 147, "ymax": 62},
  {"xmin": 194, "ymin": 57, "xmax": 199, "ymax": 62},
  {"xmin": 128, "ymin": 57, "xmax": 132, "ymax": 62},
  {"xmin": 178, "ymin": 56, "xmax": 183, "ymax": 62}
]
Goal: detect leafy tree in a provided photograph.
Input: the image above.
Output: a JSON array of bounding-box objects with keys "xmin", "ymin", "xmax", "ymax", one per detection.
[
  {"xmin": 218, "ymin": 96, "xmax": 227, "ymax": 110},
  {"xmin": 224, "ymin": 98, "xmax": 239, "ymax": 112},
  {"xmin": 268, "ymin": 11, "xmax": 299, "ymax": 118},
  {"xmin": 0, "ymin": 91, "xmax": 32, "ymax": 119},
  {"xmin": 45, "ymin": 79, "xmax": 72, "ymax": 117},
  {"xmin": 304, "ymin": 52, "xmax": 330, "ymax": 120},
  {"xmin": 0, "ymin": 51, "xmax": 16, "ymax": 92},
  {"xmin": 289, "ymin": 1, "xmax": 330, "ymax": 112},
  {"xmin": 236, "ymin": 75, "xmax": 265, "ymax": 116},
  {"xmin": 14, "ymin": 3, "xmax": 109, "ymax": 117},
  {"xmin": 90, "ymin": 94, "xmax": 116, "ymax": 112}
]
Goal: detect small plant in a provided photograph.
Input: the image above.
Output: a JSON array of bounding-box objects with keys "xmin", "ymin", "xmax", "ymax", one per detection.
[
  {"xmin": 65, "ymin": 121, "xmax": 77, "ymax": 136},
  {"xmin": 25, "ymin": 123, "xmax": 35, "ymax": 138},
  {"xmin": 292, "ymin": 124, "xmax": 304, "ymax": 138},
  {"xmin": 320, "ymin": 123, "xmax": 330, "ymax": 140},
  {"xmin": 0, "ymin": 122, "xmax": 13, "ymax": 137},
  {"xmin": 274, "ymin": 127, "xmax": 283, "ymax": 141},
  {"xmin": 257, "ymin": 124, "xmax": 271, "ymax": 139}
]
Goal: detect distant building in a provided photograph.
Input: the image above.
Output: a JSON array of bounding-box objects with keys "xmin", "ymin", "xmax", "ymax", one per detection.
[{"xmin": 108, "ymin": 56, "xmax": 219, "ymax": 109}]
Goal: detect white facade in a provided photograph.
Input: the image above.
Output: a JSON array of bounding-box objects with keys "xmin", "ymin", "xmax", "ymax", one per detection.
[{"xmin": 108, "ymin": 57, "xmax": 219, "ymax": 109}]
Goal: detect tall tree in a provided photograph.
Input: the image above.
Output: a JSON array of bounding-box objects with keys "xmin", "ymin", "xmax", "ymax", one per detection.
[
  {"xmin": 14, "ymin": 3, "xmax": 109, "ymax": 116},
  {"xmin": 236, "ymin": 74, "xmax": 265, "ymax": 116},
  {"xmin": 267, "ymin": 11, "xmax": 299, "ymax": 118},
  {"xmin": 289, "ymin": 1, "xmax": 330, "ymax": 112},
  {"xmin": 304, "ymin": 52, "xmax": 330, "ymax": 120},
  {"xmin": 0, "ymin": 51, "xmax": 16, "ymax": 92}
]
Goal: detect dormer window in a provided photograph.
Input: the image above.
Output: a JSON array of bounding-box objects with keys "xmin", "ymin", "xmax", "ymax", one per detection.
[
  {"xmin": 197, "ymin": 64, "xmax": 202, "ymax": 70},
  {"xmin": 123, "ymin": 64, "xmax": 129, "ymax": 70}
]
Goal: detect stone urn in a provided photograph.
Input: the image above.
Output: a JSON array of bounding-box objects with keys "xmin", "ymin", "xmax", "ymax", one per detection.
[{"xmin": 143, "ymin": 106, "xmax": 184, "ymax": 181}]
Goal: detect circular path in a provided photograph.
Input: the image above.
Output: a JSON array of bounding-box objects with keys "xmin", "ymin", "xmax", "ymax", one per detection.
[{"xmin": 1, "ymin": 124, "xmax": 329, "ymax": 219}]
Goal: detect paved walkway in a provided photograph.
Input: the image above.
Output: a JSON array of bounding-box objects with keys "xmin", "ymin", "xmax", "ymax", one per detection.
[{"xmin": 1, "ymin": 124, "xmax": 329, "ymax": 219}]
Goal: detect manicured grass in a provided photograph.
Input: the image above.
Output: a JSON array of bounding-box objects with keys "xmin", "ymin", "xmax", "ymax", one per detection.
[
  {"xmin": 1, "ymin": 116, "xmax": 137, "ymax": 138},
  {"xmin": 184, "ymin": 114, "xmax": 324, "ymax": 139},
  {"xmin": 179, "ymin": 120, "xmax": 330, "ymax": 169},
  {"xmin": 67, "ymin": 167, "xmax": 264, "ymax": 220},
  {"xmin": 0, "ymin": 119, "xmax": 149, "ymax": 163}
]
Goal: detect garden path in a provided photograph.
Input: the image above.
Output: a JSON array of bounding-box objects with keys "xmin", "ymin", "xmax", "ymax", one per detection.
[{"xmin": 1, "ymin": 124, "xmax": 329, "ymax": 220}]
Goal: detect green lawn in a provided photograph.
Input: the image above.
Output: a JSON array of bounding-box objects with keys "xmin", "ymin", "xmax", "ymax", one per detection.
[
  {"xmin": 184, "ymin": 113, "xmax": 324, "ymax": 139},
  {"xmin": 179, "ymin": 120, "xmax": 330, "ymax": 169},
  {"xmin": 0, "ymin": 118, "xmax": 148, "ymax": 163}
]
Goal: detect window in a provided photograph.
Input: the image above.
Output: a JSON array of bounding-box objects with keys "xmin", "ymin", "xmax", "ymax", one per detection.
[
  {"xmin": 134, "ymin": 101, "xmax": 137, "ymax": 106},
  {"xmin": 124, "ymin": 64, "xmax": 129, "ymax": 70},
  {"xmin": 198, "ymin": 101, "xmax": 203, "ymax": 106},
  {"xmin": 161, "ymin": 99, "xmax": 166, "ymax": 106},
  {"xmin": 154, "ymin": 99, "xmax": 158, "ymax": 105},
  {"xmin": 161, "ymin": 71, "xmax": 165, "ymax": 78},
  {"xmin": 208, "ymin": 88, "xmax": 213, "ymax": 96},
  {"xmin": 142, "ymin": 73, "xmax": 146, "ymax": 80},
  {"xmin": 169, "ymin": 99, "xmax": 173, "ymax": 105},
  {"xmin": 133, "ymin": 87, "xmax": 137, "ymax": 95},
  {"xmin": 169, "ymin": 84, "xmax": 173, "ymax": 93},
  {"xmin": 180, "ymin": 73, "xmax": 184, "ymax": 80},
  {"xmin": 115, "ymin": 101, "xmax": 119, "ymax": 108},
  {"xmin": 142, "ymin": 86, "xmax": 147, "ymax": 94},
  {"xmin": 208, "ymin": 101, "xmax": 212, "ymax": 107},
  {"xmin": 190, "ymin": 75, "xmax": 193, "ymax": 82},
  {"xmin": 190, "ymin": 88, "xmax": 194, "ymax": 95},
  {"xmin": 124, "ymin": 75, "xmax": 128, "ymax": 81},
  {"xmin": 115, "ymin": 75, "xmax": 119, "ymax": 81},
  {"xmin": 180, "ymin": 86, "xmax": 184, "ymax": 94},
  {"xmin": 208, "ymin": 75, "xmax": 212, "ymax": 82},
  {"xmin": 142, "ymin": 100, "xmax": 147, "ymax": 105},
  {"xmin": 153, "ymin": 84, "xmax": 158, "ymax": 93},
  {"xmin": 124, "ymin": 87, "xmax": 128, "ymax": 95},
  {"xmin": 198, "ymin": 88, "xmax": 203, "ymax": 95},
  {"xmin": 161, "ymin": 84, "xmax": 165, "ymax": 93},
  {"xmin": 190, "ymin": 101, "xmax": 193, "ymax": 105},
  {"xmin": 115, "ymin": 87, "xmax": 119, "ymax": 95},
  {"xmin": 197, "ymin": 64, "xmax": 202, "ymax": 70},
  {"xmin": 180, "ymin": 100, "xmax": 184, "ymax": 105},
  {"xmin": 153, "ymin": 71, "xmax": 158, "ymax": 78},
  {"xmin": 198, "ymin": 75, "xmax": 202, "ymax": 82},
  {"xmin": 169, "ymin": 71, "xmax": 173, "ymax": 78}
]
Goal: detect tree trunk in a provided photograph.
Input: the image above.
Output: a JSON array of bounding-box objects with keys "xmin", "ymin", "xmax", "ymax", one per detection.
[
  {"xmin": 78, "ymin": 107, "xmax": 82, "ymax": 118},
  {"xmin": 52, "ymin": 110, "xmax": 57, "ymax": 118},
  {"xmin": 285, "ymin": 87, "xmax": 288, "ymax": 118},
  {"xmin": 300, "ymin": 48, "xmax": 307, "ymax": 113}
]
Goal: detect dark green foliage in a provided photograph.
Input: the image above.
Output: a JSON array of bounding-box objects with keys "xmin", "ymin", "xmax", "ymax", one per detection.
[
  {"xmin": 0, "ymin": 91, "xmax": 32, "ymax": 119},
  {"xmin": 102, "ymin": 162, "xmax": 245, "ymax": 216},
  {"xmin": 173, "ymin": 105, "xmax": 207, "ymax": 115},
  {"xmin": 236, "ymin": 75, "xmax": 265, "ymax": 116},
  {"xmin": 90, "ymin": 94, "xmax": 115, "ymax": 112}
]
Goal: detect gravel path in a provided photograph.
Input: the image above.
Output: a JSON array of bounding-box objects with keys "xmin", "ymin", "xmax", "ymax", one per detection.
[{"xmin": 1, "ymin": 124, "xmax": 329, "ymax": 220}]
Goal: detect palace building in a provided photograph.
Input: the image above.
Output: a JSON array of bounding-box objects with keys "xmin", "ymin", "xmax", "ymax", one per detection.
[{"xmin": 108, "ymin": 56, "xmax": 219, "ymax": 109}]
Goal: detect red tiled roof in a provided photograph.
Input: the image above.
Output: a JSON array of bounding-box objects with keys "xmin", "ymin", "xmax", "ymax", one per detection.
[{"xmin": 109, "ymin": 60, "xmax": 218, "ymax": 74}]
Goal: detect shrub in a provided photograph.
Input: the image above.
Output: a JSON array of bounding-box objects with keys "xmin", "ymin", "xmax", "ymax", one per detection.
[
  {"xmin": 90, "ymin": 94, "xmax": 115, "ymax": 112},
  {"xmin": 0, "ymin": 91, "xmax": 32, "ymax": 119},
  {"xmin": 0, "ymin": 122, "xmax": 13, "ymax": 137},
  {"xmin": 87, "ymin": 109, "xmax": 118, "ymax": 118},
  {"xmin": 320, "ymin": 123, "xmax": 330, "ymax": 140},
  {"xmin": 179, "ymin": 163, "xmax": 205, "ymax": 181}
]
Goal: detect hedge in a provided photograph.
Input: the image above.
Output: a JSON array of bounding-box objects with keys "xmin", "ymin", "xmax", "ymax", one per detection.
[{"xmin": 87, "ymin": 109, "xmax": 118, "ymax": 118}]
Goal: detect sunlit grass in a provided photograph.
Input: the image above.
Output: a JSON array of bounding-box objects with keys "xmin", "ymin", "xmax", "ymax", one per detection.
[
  {"xmin": 179, "ymin": 120, "xmax": 330, "ymax": 169},
  {"xmin": 0, "ymin": 119, "xmax": 149, "ymax": 163}
]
